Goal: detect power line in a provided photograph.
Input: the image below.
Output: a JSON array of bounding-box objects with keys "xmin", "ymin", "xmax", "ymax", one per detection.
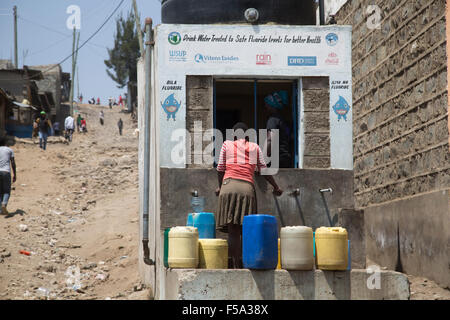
[
  {"xmin": 18, "ymin": 16, "xmax": 110, "ymax": 49},
  {"xmin": 1, "ymin": 0, "xmax": 126, "ymax": 81},
  {"xmin": 26, "ymin": 34, "xmax": 73, "ymax": 57}
]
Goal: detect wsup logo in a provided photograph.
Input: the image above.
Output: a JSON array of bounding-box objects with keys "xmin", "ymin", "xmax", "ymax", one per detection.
[
  {"xmin": 161, "ymin": 93, "xmax": 181, "ymax": 120},
  {"xmin": 168, "ymin": 32, "xmax": 181, "ymax": 45},
  {"xmin": 325, "ymin": 33, "xmax": 338, "ymax": 46},
  {"xmin": 169, "ymin": 50, "xmax": 187, "ymax": 62},
  {"xmin": 333, "ymin": 96, "xmax": 351, "ymax": 121}
]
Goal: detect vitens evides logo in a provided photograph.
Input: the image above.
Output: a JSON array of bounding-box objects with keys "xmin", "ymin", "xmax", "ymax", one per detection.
[
  {"xmin": 168, "ymin": 32, "xmax": 181, "ymax": 45},
  {"xmin": 325, "ymin": 33, "xmax": 338, "ymax": 46},
  {"xmin": 194, "ymin": 53, "xmax": 239, "ymax": 63}
]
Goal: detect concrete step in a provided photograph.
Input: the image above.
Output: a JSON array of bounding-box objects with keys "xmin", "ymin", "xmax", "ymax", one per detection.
[{"xmin": 165, "ymin": 269, "xmax": 410, "ymax": 300}]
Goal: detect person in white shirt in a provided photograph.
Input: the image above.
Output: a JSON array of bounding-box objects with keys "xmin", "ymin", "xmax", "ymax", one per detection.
[
  {"xmin": 0, "ymin": 137, "xmax": 16, "ymax": 215},
  {"xmin": 64, "ymin": 115, "xmax": 75, "ymax": 142}
]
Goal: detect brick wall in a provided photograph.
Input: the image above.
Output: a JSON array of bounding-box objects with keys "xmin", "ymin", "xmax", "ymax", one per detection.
[
  {"xmin": 186, "ymin": 76, "xmax": 213, "ymax": 168},
  {"xmin": 336, "ymin": 0, "xmax": 449, "ymax": 208},
  {"xmin": 302, "ymin": 77, "xmax": 331, "ymax": 168}
]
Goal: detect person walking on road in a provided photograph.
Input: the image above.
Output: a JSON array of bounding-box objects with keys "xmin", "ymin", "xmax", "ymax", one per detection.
[
  {"xmin": 80, "ymin": 118, "xmax": 87, "ymax": 133},
  {"xmin": 118, "ymin": 95, "xmax": 123, "ymax": 107},
  {"xmin": 117, "ymin": 118, "xmax": 123, "ymax": 136},
  {"xmin": 99, "ymin": 110, "xmax": 105, "ymax": 126},
  {"xmin": 64, "ymin": 114, "xmax": 75, "ymax": 142},
  {"xmin": 36, "ymin": 111, "xmax": 52, "ymax": 151},
  {"xmin": 0, "ymin": 137, "xmax": 17, "ymax": 215},
  {"xmin": 76, "ymin": 114, "xmax": 82, "ymax": 132}
]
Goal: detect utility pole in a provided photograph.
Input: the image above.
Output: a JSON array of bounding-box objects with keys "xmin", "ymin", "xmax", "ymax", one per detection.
[
  {"xmin": 13, "ymin": 5, "xmax": 18, "ymax": 68},
  {"xmin": 69, "ymin": 27, "xmax": 76, "ymax": 115},
  {"xmin": 69, "ymin": 28, "xmax": 80, "ymax": 115},
  {"xmin": 76, "ymin": 66, "xmax": 80, "ymax": 104},
  {"xmin": 132, "ymin": 0, "xmax": 144, "ymax": 57}
]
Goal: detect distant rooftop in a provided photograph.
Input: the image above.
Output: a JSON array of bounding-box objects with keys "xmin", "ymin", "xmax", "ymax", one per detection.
[{"xmin": 0, "ymin": 60, "xmax": 14, "ymax": 70}]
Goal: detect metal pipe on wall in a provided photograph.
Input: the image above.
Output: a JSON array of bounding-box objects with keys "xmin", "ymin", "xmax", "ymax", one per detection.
[
  {"xmin": 142, "ymin": 18, "xmax": 155, "ymax": 266},
  {"xmin": 319, "ymin": 0, "xmax": 325, "ymax": 25}
]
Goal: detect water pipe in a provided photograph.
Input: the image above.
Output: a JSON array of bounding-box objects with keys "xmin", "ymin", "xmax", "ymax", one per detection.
[{"xmin": 142, "ymin": 18, "xmax": 155, "ymax": 266}]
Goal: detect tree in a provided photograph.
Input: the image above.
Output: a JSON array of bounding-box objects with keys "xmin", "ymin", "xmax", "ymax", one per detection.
[{"xmin": 104, "ymin": 10, "xmax": 140, "ymax": 89}]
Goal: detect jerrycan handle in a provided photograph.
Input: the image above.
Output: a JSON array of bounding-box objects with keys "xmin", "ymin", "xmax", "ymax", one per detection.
[{"xmin": 331, "ymin": 227, "xmax": 341, "ymax": 232}]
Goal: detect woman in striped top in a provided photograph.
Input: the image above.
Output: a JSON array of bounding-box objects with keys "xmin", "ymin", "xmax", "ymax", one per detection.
[{"xmin": 216, "ymin": 122, "xmax": 283, "ymax": 268}]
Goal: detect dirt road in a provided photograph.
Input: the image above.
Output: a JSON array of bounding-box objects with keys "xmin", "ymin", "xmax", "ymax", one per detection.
[{"xmin": 0, "ymin": 104, "xmax": 149, "ymax": 300}]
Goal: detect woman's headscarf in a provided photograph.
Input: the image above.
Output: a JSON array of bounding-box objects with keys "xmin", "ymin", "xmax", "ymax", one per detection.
[{"xmin": 264, "ymin": 90, "xmax": 289, "ymax": 110}]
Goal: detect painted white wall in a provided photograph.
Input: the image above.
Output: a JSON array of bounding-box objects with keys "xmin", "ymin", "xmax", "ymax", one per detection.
[{"xmin": 155, "ymin": 24, "xmax": 353, "ymax": 170}]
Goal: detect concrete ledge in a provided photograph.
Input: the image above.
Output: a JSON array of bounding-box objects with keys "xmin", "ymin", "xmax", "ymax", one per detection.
[{"xmin": 165, "ymin": 269, "xmax": 410, "ymax": 300}]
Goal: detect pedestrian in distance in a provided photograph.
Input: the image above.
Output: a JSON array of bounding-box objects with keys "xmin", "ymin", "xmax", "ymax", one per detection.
[
  {"xmin": 99, "ymin": 110, "xmax": 104, "ymax": 126},
  {"xmin": 118, "ymin": 95, "xmax": 123, "ymax": 107},
  {"xmin": 35, "ymin": 111, "xmax": 52, "ymax": 151},
  {"xmin": 0, "ymin": 137, "xmax": 17, "ymax": 216},
  {"xmin": 97, "ymin": 97, "xmax": 100, "ymax": 105},
  {"xmin": 80, "ymin": 118, "xmax": 87, "ymax": 133},
  {"xmin": 117, "ymin": 118, "xmax": 123, "ymax": 136},
  {"xmin": 64, "ymin": 114, "xmax": 75, "ymax": 142},
  {"xmin": 53, "ymin": 122, "xmax": 60, "ymax": 136},
  {"xmin": 76, "ymin": 114, "xmax": 82, "ymax": 132}
]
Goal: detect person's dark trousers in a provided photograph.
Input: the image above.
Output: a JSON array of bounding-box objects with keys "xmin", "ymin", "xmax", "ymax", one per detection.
[
  {"xmin": 0, "ymin": 171, "xmax": 12, "ymax": 208},
  {"xmin": 66, "ymin": 129, "xmax": 74, "ymax": 142},
  {"xmin": 119, "ymin": 128, "xmax": 122, "ymax": 135}
]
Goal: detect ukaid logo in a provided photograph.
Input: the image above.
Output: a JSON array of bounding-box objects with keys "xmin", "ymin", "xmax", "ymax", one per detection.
[
  {"xmin": 325, "ymin": 52, "xmax": 339, "ymax": 65},
  {"xmin": 287, "ymin": 56, "xmax": 317, "ymax": 66},
  {"xmin": 325, "ymin": 33, "xmax": 338, "ymax": 46},
  {"xmin": 256, "ymin": 54, "xmax": 272, "ymax": 65},
  {"xmin": 194, "ymin": 53, "xmax": 239, "ymax": 63},
  {"xmin": 168, "ymin": 32, "xmax": 182, "ymax": 45},
  {"xmin": 169, "ymin": 50, "xmax": 187, "ymax": 62}
]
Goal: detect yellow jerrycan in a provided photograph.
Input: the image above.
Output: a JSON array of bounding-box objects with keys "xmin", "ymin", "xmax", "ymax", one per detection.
[
  {"xmin": 198, "ymin": 239, "xmax": 228, "ymax": 269},
  {"xmin": 168, "ymin": 226, "xmax": 199, "ymax": 268},
  {"xmin": 315, "ymin": 227, "xmax": 348, "ymax": 271}
]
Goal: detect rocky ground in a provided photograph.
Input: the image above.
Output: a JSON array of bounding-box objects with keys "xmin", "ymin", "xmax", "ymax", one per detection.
[
  {"xmin": 0, "ymin": 103, "xmax": 150, "ymax": 300},
  {"xmin": 0, "ymin": 104, "xmax": 448, "ymax": 300}
]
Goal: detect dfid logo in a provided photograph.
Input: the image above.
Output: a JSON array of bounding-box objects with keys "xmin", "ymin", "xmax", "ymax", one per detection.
[
  {"xmin": 256, "ymin": 54, "xmax": 272, "ymax": 65},
  {"xmin": 288, "ymin": 56, "xmax": 317, "ymax": 66}
]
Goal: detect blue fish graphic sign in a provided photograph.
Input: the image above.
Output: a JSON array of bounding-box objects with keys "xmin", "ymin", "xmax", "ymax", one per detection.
[
  {"xmin": 161, "ymin": 93, "xmax": 181, "ymax": 120},
  {"xmin": 333, "ymin": 96, "xmax": 351, "ymax": 121}
]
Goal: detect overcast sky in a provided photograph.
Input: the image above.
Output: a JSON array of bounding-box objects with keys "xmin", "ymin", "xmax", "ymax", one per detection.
[{"xmin": 0, "ymin": 0, "xmax": 161, "ymax": 103}]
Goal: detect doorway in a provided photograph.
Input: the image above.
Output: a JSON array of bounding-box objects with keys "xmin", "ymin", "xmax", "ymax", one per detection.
[{"xmin": 213, "ymin": 79, "xmax": 298, "ymax": 168}]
